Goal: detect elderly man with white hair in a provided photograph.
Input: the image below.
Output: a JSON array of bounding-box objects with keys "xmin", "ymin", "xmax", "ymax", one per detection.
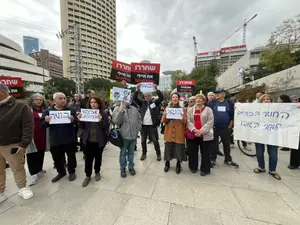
[
  {"xmin": 41, "ymin": 92, "xmax": 78, "ymax": 183},
  {"xmin": 0, "ymin": 83, "xmax": 34, "ymax": 203},
  {"xmin": 133, "ymin": 83, "xmax": 164, "ymax": 161}
]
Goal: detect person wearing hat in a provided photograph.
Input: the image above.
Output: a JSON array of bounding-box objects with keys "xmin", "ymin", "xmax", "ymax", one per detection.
[{"xmin": 207, "ymin": 88, "xmax": 239, "ymax": 169}]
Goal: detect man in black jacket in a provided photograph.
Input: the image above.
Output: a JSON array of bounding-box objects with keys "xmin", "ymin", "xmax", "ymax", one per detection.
[
  {"xmin": 133, "ymin": 83, "xmax": 164, "ymax": 161},
  {"xmin": 41, "ymin": 92, "xmax": 78, "ymax": 183}
]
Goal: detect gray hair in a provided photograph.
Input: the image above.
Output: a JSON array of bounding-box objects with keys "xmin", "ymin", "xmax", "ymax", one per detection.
[
  {"xmin": 53, "ymin": 92, "xmax": 65, "ymax": 99},
  {"xmin": 195, "ymin": 94, "xmax": 207, "ymax": 101},
  {"xmin": 0, "ymin": 83, "xmax": 9, "ymax": 93},
  {"xmin": 207, "ymin": 92, "xmax": 215, "ymax": 96},
  {"xmin": 28, "ymin": 93, "xmax": 45, "ymax": 107}
]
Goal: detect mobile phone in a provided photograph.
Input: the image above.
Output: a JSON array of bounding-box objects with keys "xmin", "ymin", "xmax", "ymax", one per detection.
[{"xmin": 11, "ymin": 148, "xmax": 18, "ymax": 154}]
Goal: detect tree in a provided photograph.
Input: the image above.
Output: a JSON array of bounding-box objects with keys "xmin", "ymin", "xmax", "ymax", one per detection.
[
  {"xmin": 235, "ymin": 84, "xmax": 265, "ymax": 102},
  {"xmin": 260, "ymin": 47, "xmax": 295, "ymax": 73},
  {"xmin": 269, "ymin": 14, "xmax": 300, "ymax": 51},
  {"xmin": 84, "ymin": 78, "xmax": 112, "ymax": 93},
  {"xmin": 170, "ymin": 70, "xmax": 188, "ymax": 90},
  {"xmin": 44, "ymin": 77, "xmax": 76, "ymax": 99}
]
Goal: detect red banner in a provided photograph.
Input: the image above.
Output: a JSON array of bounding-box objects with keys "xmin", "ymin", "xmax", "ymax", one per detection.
[
  {"xmin": 130, "ymin": 63, "xmax": 160, "ymax": 84},
  {"xmin": 176, "ymin": 80, "xmax": 195, "ymax": 93},
  {"xmin": 110, "ymin": 60, "xmax": 132, "ymax": 83},
  {"xmin": 0, "ymin": 76, "xmax": 24, "ymax": 98}
]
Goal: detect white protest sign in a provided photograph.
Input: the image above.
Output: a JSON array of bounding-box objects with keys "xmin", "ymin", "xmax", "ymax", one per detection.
[
  {"xmin": 140, "ymin": 82, "xmax": 154, "ymax": 93},
  {"xmin": 234, "ymin": 103, "xmax": 300, "ymax": 149},
  {"xmin": 166, "ymin": 108, "xmax": 184, "ymax": 119},
  {"xmin": 112, "ymin": 87, "xmax": 131, "ymax": 101},
  {"xmin": 49, "ymin": 110, "xmax": 71, "ymax": 124},
  {"xmin": 81, "ymin": 109, "xmax": 99, "ymax": 122}
]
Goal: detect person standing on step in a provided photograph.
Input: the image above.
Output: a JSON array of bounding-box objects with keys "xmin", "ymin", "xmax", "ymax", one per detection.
[
  {"xmin": 78, "ymin": 96, "xmax": 109, "ymax": 187},
  {"xmin": 133, "ymin": 83, "xmax": 164, "ymax": 161},
  {"xmin": 26, "ymin": 94, "xmax": 48, "ymax": 186},
  {"xmin": 0, "ymin": 83, "xmax": 34, "ymax": 203},
  {"xmin": 161, "ymin": 93, "xmax": 187, "ymax": 174},
  {"xmin": 113, "ymin": 97, "xmax": 141, "ymax": 178},
  {"xmin": 41, "ymin": 92, "xmax": 77, "ymax": 183}
]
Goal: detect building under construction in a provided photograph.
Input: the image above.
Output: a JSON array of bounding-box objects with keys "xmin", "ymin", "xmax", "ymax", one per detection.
[{"xmin": 196, "ymin": 44, "xmax": 247, "ymax": 75}]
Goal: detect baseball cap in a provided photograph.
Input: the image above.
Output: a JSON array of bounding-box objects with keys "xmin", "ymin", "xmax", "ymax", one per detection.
[{"xmin": 214, "ymin": 88, "xmax": 225, "ymax": 93}]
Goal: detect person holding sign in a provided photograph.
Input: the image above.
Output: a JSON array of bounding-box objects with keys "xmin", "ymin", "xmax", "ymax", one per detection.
[
  {"xmin": 161, "ymin": 93, "xmax": 187, "ymax": 174},
  {"xmin": 112, "ymin": 97, "xmax": 141, "ymax": 178},
  {"xmin": 133, "ymin": 83, "xmax": 164, "ymax": 161},
  {"xmin": 41, "ymin": 92, "xmax": 78, "ymax": 183},
  {"xmin": 254, "ymin": 94, "xmax": 281, "ymax": 180},
  {"xmin": 26, "ymin": 94, "xmax": 48, "ymax": 186},
  {"xmin": 186, "ymin": 94, "xmax": 214, "ymax": 176},
  {"xmin": 77, "ymin": 96, "xmax": 109, "ymax": 187}
]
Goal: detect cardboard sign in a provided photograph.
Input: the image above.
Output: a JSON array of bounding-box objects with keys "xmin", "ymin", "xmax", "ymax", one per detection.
[
  {"xmin": 176, "ymin": 80, "xmax": 195, "ymax": 93},
  {"xmin": 166, "ymin": 108, "xmax": 183, "ymax": 119},
  {"xmin": 112, "ymin": 87, "xmax": 131, "ymax": 101},
  {"xmin": 110, "ymin": 60, "xmax": 131, "ymax": 83},
  {"xmin": 49, "ymin": 110, "xmax": 71, "ymax": 124},
  {"xmin": 140, "ymin": 82, "xmax": 154, "ymax": 93},
  {"xmin": 81, "ymin": 109, "xmax": 99, "ymax": 122},
  {"xmin": 130, "ymin": 62, "xmax": 160, "ymax": 84},
  {"xmin": 234, "ymin": 103, "xmax": 300, "ymax": 149}
]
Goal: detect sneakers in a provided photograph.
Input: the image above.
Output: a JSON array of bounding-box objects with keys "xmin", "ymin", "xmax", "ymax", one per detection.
[
  {"xmin": 95, "ymin": 173, "xmax": 101, "ymax": 181},
  {"xmin": 51, "ymin": 173, "xmax": 66, "ymax": 183},
  {"xmin": 129, "ymin": 168, "xmax": 136, "ymax": 176},
  {"xmin": 224, "ymin": 161, "xmax": 239, "ymax": 168},
  {"xmin": 210, "ymin": 161, "xmax": 216, "ymax": 168},
  {"xmin": 120, "ymin": 169, "xmax": 126, "ymax": 178},
  {"xmin": 140, "ymin": 153, "xmax": 147, "ymax": 161},
  {"xmin": 82, "ymin": 177, "xmax": 91, "ymax": 187},
  {"xmin": 29, "ymin": 175, "xmax": 38, "ymax": 186},
  {"xmin": 69, "ymin": 173, "xmax": 76, "ymax": 181},
  {"xmin": 0, "ymin": 193, "xmax": 7, "ymax": 204},
  {"xmin": 18, "ymin": 187, "xmax": 34, "ymax": 200}
]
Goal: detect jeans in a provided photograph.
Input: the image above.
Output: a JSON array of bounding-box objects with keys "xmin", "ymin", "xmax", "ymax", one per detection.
[
  {"xmin": 120, "ymin": 139, "xmax": 136, "ymax": 169},
  {"xmin": 255, "ymin": 143, "xmax": 278, "ymax": 171},
  {"xmin": 212, "ymin": 128, "xmax": 232, "ymax": 162},
  {"xmin": 85, "ymin": 141, "xmax": 104, "ymax": 177},
  {"xmin": 141, "ymin": 125, "xmax": 161, "ymax": 155}
]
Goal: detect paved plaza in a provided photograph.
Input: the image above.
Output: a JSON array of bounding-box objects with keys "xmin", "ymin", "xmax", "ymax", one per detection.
[{"xmin": 0, "ymin": 137, "xmax": 300, "ymax": 225}]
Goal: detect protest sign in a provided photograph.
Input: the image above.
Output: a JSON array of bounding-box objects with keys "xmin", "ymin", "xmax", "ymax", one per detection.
[
  {"xmin": 176, "ymin": 80, "xmax": 195, "ymax": 93},
  {"xmin": 49, "ymin": 110, "xmax": 71, "ymax": 124},
  {"xmin": 140, "ymin": 82, "xmax": 154, "ymax": 93},
  {"xmin": 110, "ymin": 60, "xmax": 131, "ymax": 83},
  {"xmin": 234, "ymin": 103, "xmax": 300, "ymax": 149},
  {"xmin": 130, "ymin": 62, "xmax": 160, "ymax": 84},
  {"xmin": 166, "ymin": 108, "xmax": 184, "ymax": 120},
  {"xmin": 81, "ymin": 109, "xmax": 99, "ymax": 122},
  {"xmin": 0, "ymin": 77, "xmax": 24, "ymax": 98},
  {"xmin": 112, "ymin": 87, "xmax": 131, "ymax": 101}
]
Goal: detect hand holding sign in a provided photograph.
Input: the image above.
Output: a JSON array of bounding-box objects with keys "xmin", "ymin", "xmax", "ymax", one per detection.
[
  {"xmin": 49, "ymin": 111, "xmax": 71, "ymax": 124},
  {"xmin": 166, "ymin": 108, "xmax": 183, "ymax": 119}
]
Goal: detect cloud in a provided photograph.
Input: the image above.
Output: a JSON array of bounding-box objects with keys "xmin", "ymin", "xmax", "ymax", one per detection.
[{"xmin": 0, "ymin": 0, "xmax": 299, "ymax": 74}]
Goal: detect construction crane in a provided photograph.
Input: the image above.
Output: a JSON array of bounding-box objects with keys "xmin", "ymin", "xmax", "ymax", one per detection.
[
  {"xmin": 193, "ymin": 36, "xmax": 198, "ymax": 67},
  {"xmin": 219, "ymin": 14, "xmax": 258, "ymax": 48}
]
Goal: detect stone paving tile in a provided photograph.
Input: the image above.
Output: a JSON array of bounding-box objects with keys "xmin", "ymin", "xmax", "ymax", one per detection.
[{"xmin": 1, "ymin": 141, "xmax": 300, "ymax": 225}]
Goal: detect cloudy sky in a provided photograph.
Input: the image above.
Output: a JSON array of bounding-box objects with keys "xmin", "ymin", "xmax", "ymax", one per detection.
[{"xmin": 0, "ymin": 0, "xmax": 299, "ymax": 73}]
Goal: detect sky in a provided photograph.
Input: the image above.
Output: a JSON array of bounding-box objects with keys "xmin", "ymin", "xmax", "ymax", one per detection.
[{"xmin": 0, "ymin": 0, "xmax": 299, "ymax": 74}]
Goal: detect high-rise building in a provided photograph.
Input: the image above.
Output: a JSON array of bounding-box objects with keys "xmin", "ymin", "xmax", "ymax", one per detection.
[
  {"xmin": 23, "ymin": 36, "xmax": 39, "ymax": 55},
  {"xmin": 196, "ymin": 45, "xmax": 247, "ymax": 75},
  {"xmin": 30, "ymin": 49, "xmax": 63, "ymax": 77},
  {"xmin": 60, "ymin": 0, "xmax": 116, "ymax": 80}
]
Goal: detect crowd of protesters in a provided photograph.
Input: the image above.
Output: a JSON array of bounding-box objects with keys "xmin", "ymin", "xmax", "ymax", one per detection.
[{"xmin": 0, "ymin": 81, "xmax": 299, "ymax": 204}]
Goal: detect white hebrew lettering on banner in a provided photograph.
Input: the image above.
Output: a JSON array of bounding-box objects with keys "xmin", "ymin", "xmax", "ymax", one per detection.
[
  {"xmin": 140, "ymin": 82, "xmax": 154, "ymax": 93},
  {"xmin": 112, "ymin": 87, "xmax": 131, "ymax": 101},
  {"xmin": 234, "ymin": 103, "xmax": 300, "ymax": 149},
  {"xmin": 81, "ymin": 109, "xmax": 99, "ymax": 122},
  {"xmin": 166, "ymin": 108, "xmax": 183, "ymax": 120},
  {"xmin": 49, "ymin": 110, "xmax": 71, "ymax": 124}
]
